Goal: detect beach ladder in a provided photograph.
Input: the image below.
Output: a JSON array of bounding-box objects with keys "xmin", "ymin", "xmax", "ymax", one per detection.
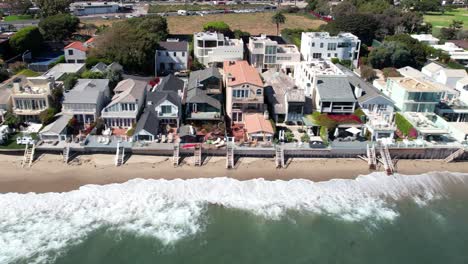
[
  {"xmin": 226, "ymin": 144, "xmax": 235, "ymax": 169},
  {"xmin": 115, "ymin": 142, "xmax": 125, "ymax": 167},
  {"xmin": 367, "ymin": 144, "xmax": 377, "ymax": 170},
  {"xmin": 194, "ymin": 144, "xmax": 202, "ymax": 166},
  {"xmin": 379, "ymin": 145, "xmax": 395, "ymax": 175},
  {"xmin": 22, "ymin": 143, "xmax": 35, "ymax": 168},
  {"xmin": 444, "ymin": 147, "xmax": 465, "ymax": 163},
  {"xmin": 63, "ymin": 144, "xmax": 70, "ymax": 164},
  {"xmin": 275, "ymin": 145, "xmax": 285, "ymax": 168},
  {"xmin": 173, "ymin": 143, "xmax": 180, "ymax": 167}
]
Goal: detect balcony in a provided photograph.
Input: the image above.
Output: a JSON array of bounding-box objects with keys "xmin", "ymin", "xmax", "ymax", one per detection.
[
  {"xmin": 158, "ymin": 112, "xmax": 178, "ymax": 118},
  {"xmin": 187, "ymin": 111, "xmax": 222, "ymax": 120}
]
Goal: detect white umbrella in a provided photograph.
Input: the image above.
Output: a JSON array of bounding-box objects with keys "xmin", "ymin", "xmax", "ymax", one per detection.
[
  {"xmin": 334, "ymin": 127, "xmax": 339, "ymax": 137},
  {"xmin": 346, "ymin": 126, "xmax": 361, "ymax": 135}
]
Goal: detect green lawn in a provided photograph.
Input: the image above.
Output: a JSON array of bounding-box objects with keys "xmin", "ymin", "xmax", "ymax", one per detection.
[
  {"xmin": 17, "ymin": 69, "xmax": 40, "ymax": 77},
  {"xmin": 424, "ymin": 8, "xmax": 468, "ymax": 35},
  {"xmin": 0, "ymin": 133, "xmax": 26, "ymax": 150},
  {"xmin": 3, "ymin": 15, "xmax": 33, "ymax": 22}
]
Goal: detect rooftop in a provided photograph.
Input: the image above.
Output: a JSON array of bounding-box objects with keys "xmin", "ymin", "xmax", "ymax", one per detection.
[
  {"xmin": 64, "ymin": 79, "xmax": 109, "ymax": 104},
  {"xmin": 108, "ymin": 79, "xmax": 148, "ymax": 105},
  {"xmin": 223, "ymin": 60, "xmax": 263, "ymax": 87},
  {"xmin": 43, "ymin": 63, "xmax": 85, "ymax": 80},
  {"xmin": 410, "ymin": 34, "xmax": 440, "ymax": 42},
  {"xmin": 403, "ymin": 112, "xmax": 448, "ymax": 135},
  {"xmin": 299, "ymin": 60, "xmax": 345, "ymax": 76},
  {"xmin": 262, "ymin": 69, "xmax": 304, "ymax": 114},
  {"xmin": 244, "ymin": 113, "xmax": 274, "ymax": 135},
  {"xmin": 158, "ymin": 40, "xmax": 189, "ymax": 52},
  {"xmin": 302, "ymin": 32, "xmax": 359, "ymax": 40},
  {"xmin": 316, "ymin": 76, "xmax": 357, "ymax": 102},
  {"xmin": 389, "ymin": 77, "xmax": 450, "ymax": 93}
]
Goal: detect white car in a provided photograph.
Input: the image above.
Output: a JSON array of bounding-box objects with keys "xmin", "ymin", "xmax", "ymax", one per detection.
[
  {"xmin": 125, "ymin": 14, "xmax": 134, "ymax": 18},
  {"xmin": 16, "ymin": 136, "xmax": 35, "ymax": 145}
]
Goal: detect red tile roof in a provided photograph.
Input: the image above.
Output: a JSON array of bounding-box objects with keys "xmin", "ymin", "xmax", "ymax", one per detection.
[
  {"xmin": 65, "ymin": 41, "xmax": 87, "ymax": 52},
  {"xmin": 244, "ymin": 113, "xmax": 274, "ymax": 135},
  {"xmin": 223, "ymin": 60, "xmax": 263, "ymax": 87}
]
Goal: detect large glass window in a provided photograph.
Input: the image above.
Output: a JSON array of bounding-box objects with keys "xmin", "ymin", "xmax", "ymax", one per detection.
[
  {"xmin": 232, "ymin": 89, "xmax": 250, "ymax": 98},
  {"xmin": 327, "ymin": 43, "xmax": 337, "ymax": 51},
  {"xmin": 161, "ymin": 105, "xmax": 172, "ymax": 114}
]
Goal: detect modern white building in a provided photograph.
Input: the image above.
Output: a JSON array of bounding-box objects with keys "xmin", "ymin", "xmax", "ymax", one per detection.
[
  {"xmin": 410, "ymin": 34, "xmax": 440, "ymax": 45},
  {"xmin": 193, "ymin": 32, "xmax": 244, "ymax": 67},
  {"xmin": 248, "ymin": 34, "xmax": 300, "ymax": 73},
  {"xmin": 300, "ymin": 32, "xmax": 361, "ymax": 68},
  {"xmin": 293, "ymin": 60, "xmax": 345, "ymax": 96},
  {"xmin": 431, "ymin": 42, "xmax": 468, "ymax": 65},
  {"xmin": 11, "ymin": 77, "xmax": 53, "ymax": 122},
  {"xmin": 421, "ymin": 62, "xmax": 467, "ymax": 89},
  {"xmin": 155, "ymin": 39, "xmax": 189, "ymax": 75}
]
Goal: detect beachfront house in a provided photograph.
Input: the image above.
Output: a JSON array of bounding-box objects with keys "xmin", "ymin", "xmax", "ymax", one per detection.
[
  {"xmin": 381, "ymin": 77, "xmax": 448, "ymax": 113},
  {"xmin": 422, "ymin": 62, "xmax": 467, "ymax": 89},
  {"xmin": 133, "ymin": 75, "xmax": 184, "ymax": 141},
  {"xmin": 262, "ymin": 69, "xmax": 306, "ymax": 123},
  {"xmin": 11, "ymin": 76, "xmax": 53, "ymax": 122},
  {"xmin": 248, "ymin": 34, "xmax": 300, "ymax": 73},
  {"xmin": 43, "ymin": 63, "xmax": 86, "ymax": 81},
  {"xmin": 244, "ymin": 112, "xmax": 275, "ymax": 142},
  {"xmin": 64, "ymin": 38, "xmax": 94, "ymax": 63},
  {"xmin": 224, "ymin": 60, "xmax": 264, "ymax": 124},
  {"xmin": 62, "ymin": 79, "xmax": 110, "ymax": 125},
  {"xmin": 39, "ymin": 113, "xmax": 73, "ymax": 142},
  {"xmin": 313, "ymin": 76, "xmax": 358, "ymax": 114},
  {"xmin": 185, "ymin": 67, "xmax": 223, "ymax": 122},
  {"xmin": 194, "ymin": 32, "xmax": 244, "ymax": 67},
  {"xmin": 155, "ymin": 39, "xmax": 189, "ymax": 75},
  {"xmin": 300, "ymin": 32, "xmax": 361, "ymax": 68},
  {"xmin": 90, "ymin": 62, "xmax": 123, "ymax": 74},
  {"xmin": 294, "ymin": 60, "xmax": 345, "ymax": 96},
  {"xmin": 101, "ymin": 79, "xmax": 148, "ymax": 129}
]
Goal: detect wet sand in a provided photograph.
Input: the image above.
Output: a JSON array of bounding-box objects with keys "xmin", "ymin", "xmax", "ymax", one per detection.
[{"xmin": 1, "ymin": 153, "xmax": 468, "ymax": 193}]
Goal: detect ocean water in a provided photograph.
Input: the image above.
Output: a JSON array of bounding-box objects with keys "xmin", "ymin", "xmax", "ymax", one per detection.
[{"xmin": 1, "ymin": 172, "xmax": 468, "ymax": 264}]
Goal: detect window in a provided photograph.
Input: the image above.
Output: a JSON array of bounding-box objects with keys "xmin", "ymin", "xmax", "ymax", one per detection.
[
  {"xmin": 232, "ymin": 89, "xmax": 250, "ymax": 98},
  {"xmin": 166, "ymin": 52, "xmax": 169, "ymax": 56},
  {"xmin": 311, "ymin": 42, "xmax": 315, "ymax": 47},
  {"xmin": 337, "ymin": 42, "xmax": 351, "ymax": 48},
  {"xmin": 232, "ymin": 112, "xmax": 243, "ymax": 122},
  {"xmin": 157, "ymin": 51, "xmax": 161, "ymax": 56},
  {"xmin": 334, "ymin": 53, "xmax": 338, "ymax": 57},
  {"xmin": 254, "ymin": 43, "xmax": 263, "ymax": 48},
  {"xmin": 265, "ymin": 45, "xmax": 277, "ymax": 55},
  {"xmin": 327, "ymin": 43, "xmax": 337, "ymax": 51},
  {"xmin": 327, "ymin": 53, "xmax": 331, "ymax": 58},
  {"xmin": 320, "ymin": 43, "xmax": 324, "ymax": 48},
  {"xmin": 173, "ymin": 52, "xmax": 176, "ymax": 56},
  {"xmin": 182, "ymin": 52, "xmax": 185, "ymax": 57},
  {"xmin": 68, "ymin": 50, "xmax": 74, "ymax": 55},
  {"xmin": 312, "ymin": 53, "xmax": 322, "ymax": 59},
  {"xmin": 161, "ymin": 105, "xmax": 172, "ymax": 114},
  {"xmin": 256, "ymin": 89, "xmax": 262, "ymax": 95}
]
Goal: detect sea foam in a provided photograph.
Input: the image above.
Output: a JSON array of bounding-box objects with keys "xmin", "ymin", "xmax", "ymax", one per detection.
[{"xmin": 0, "ymin": 171, "xmax": 467, "ymax": 263}]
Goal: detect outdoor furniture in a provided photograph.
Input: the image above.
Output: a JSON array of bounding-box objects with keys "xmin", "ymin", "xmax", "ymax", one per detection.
[
  {"xmin": 216, "ymin": 140, "xmax": 225, "ymax": 148},
  {"xmin": 168, "ymin": 133, "xmax": 174, "ymax": 143},
  {"xmin": 161, "ymin": 135, "xmax": 167, "ymax": 143}
]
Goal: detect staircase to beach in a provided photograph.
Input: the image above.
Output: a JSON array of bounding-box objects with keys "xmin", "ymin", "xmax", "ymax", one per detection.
[
  {"xmin": 173, "ymin": 143, "xmax": 180, "ymax": 167},
  {"xmin": 275, "ymin": 145, "xmax": 285, "ymax": 168},
  {"xmin": 115, "ymin": 142, "xmax": 125, "ymax": 167},
  {"xmin": 193, "ymin": 144, "xmax": 202, "ymax": 166},
  {"xmin": 22, "ymin": 143, "xmax": 35, "ymax": 168},
  {"xmin": 444, "ymin": 148, "xmax": 465, "ymax": 163}
]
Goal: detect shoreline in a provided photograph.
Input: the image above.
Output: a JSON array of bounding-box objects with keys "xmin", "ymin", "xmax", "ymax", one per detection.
[{"xmin": 1, "ymin": 153, "xmax": 468, "ymax": 194}]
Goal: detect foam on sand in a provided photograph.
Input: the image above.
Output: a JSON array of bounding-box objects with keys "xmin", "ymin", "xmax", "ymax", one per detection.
[{"xmin": 0, "ymin": 172, "xmax": 467, "ymax": 263}]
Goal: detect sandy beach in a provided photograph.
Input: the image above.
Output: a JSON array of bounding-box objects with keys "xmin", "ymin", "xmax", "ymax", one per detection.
[{"xmin": 0, "ymin": 153, "xmax": 468, "ymax": 193}]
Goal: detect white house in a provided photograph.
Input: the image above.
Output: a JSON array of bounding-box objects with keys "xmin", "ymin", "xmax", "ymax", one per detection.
[
  {"xmin": 194, "ymin": 32, "xmax": 244, "ymax": 67},
  {"xmin": 64, "ymin": 38, "xmax": 94, "ymax": 63},
  {"xmin": 421, "ymin": 62, "xmax": 467, "ymax": 89},
  {"xmin": 101, "ymin": 79, "xmax": 148, "ymax": 128},
  {"xmin": 43, "ymin": 63, "xmax": 86, "ymax": 80},
  {"xmin": 300, "ymin": 32, "xmax": 361, "ymax": 68},
  {"xmin": 155, "ymin": 39, "xmax": 189, "ymax": 75},
  {"xmin": 248, "ymin": 34, "xmax": 300, "ymax": 73},
  {"xmin": 293, "ymin": 60, "xmax": 345, "ymax": 96},
  {"xmin": 410, "ymin": 34, "xmax": 440, "ymax": 45},
  {"xmin": 62, "ymin": 79, "xmax": 110, "ymax": 125},
  {"xmin": 11, "ymin": 76, "xmax": 53, "ymax": 122},
  {"xmin": 431, "ymin": 42, "xmax": 468, "ymax": 65}
]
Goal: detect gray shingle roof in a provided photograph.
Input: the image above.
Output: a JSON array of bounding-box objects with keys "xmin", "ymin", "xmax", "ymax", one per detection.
[
  {"xmin": 158, "ymin": 41, "xmax": 189, "ymax": 52},
  {"xmin": 40, "ymin": 114, "xmax": 72, "ymax": 135},
  {"xmin": 316, "ymin": 76, "xmax": 357, "ymax": 102},
  {"xmin": 186, "ymin": 67, "xmax": 222, "ymax": 109},
  {"xmin": 157, "ymin": 74, "xmax": 184, "ymax": 93},
  {"xmin": 106, "ymin": 79, "xmax": 148, "ymax": 107},
  {"xmin": 64, "ymin": 79, "xmax": 109, "ymax": 104},
  {"xmin": 134, "ymin": 109, "xmax": 159, "ymax": 136}
]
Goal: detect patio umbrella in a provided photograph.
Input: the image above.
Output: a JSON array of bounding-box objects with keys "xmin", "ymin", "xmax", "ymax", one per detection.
[
  {"xmin": 345, "ymin": 126, "xmax": 361, "ymax": 135},
  {"xmin": 334, "ymin": 127, "xmax": 339, "ymax": 137}
]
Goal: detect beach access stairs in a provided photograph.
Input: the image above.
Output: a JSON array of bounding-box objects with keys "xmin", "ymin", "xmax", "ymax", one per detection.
[
  {"xmin": 226, "ymin": 144, "xmax": 235, "ymax": 169},
  {"xmin": 359, "ymin": 144, "xmax": 377, "ymax": 170},
  {"xmin": 173, "ymin": 143, "xmax": 180, "ymax": 166},
  {"xmin": 63, "ymin": 144, "xmax": 70, "ymax": 164},
  {"xmin": 194, "ymin": 144, "xmax": 202, "ymax": 166},
  {"xmin": 115, "ymin": 142, "xmax": 125, "ymax": 167},
  {"xmin": 22, "ymin": 143, "xmax": 36, "ymax": 168},
  {"xmin": 444, "ymin": 147, "xmax": 465, "ymax": 163},
  {"xmin": 379, "ymin": 145, "xmax": 395, "ymax": 175},
  {"xmin": 275, "ymin": 145, "xmax": 285, "ymax": 168}
]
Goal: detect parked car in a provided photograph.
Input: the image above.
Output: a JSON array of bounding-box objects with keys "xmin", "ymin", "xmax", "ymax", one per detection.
[
  {"xmin": 16, "ymin": 136, "xmax": 35, "ymax": 145},
  {"xmin": 177, "ymin": 10, "xmax": 187, "ymax": 16}
]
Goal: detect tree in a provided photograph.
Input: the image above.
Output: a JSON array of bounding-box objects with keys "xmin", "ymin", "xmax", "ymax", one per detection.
[
  {"xmin": 202, "ymin": 21, "xmax": 231, "ymax": 35},
  {"xmin": 360, "ymin": 65, "xmax": 377, "ymax": 81},
  {"xmin": 439, "ymin": 20, "xmax": 464, "ymax": 40},
  {"xmin": 107, "ymin": 69, "xmax": 123, "ymax": 90},
  {"xmin": 401, "ymin": 0, "xmax": 440, "ymax": 13},
  {"xmin": 81, "ymin": 70, "xmax": 105, "ymax": 79},
  {"xmin": 9, "ymin": 26, "xmax": 43, "ymax": 54},
  {"xmin": 332, "ymin": 1, "xmax": 357, "ymax": 18},
  {"xmin": 35, "ymin": 0, "xmax": 72, "ymax": 17},
  {"xmin": 369, "ymin": 42, "xmax": 413, "ymax": 69},
  {"xmin": 39, "ymin": 14, "xmax": 80, "ymax": 41},
  {"xmin": 39, "ymin": 108, "xmax": 56, "ymax": 125},
  {"xmin": 233, "ymin": 29, "xmax": 250, "ymax": 39},
  {"xmin": 4, "ymin": 0, "xmax": 32, "ymax": 14},
  {"xmin": 63, "ymin": 73, "xmax": 79, "ymax": 91},
  {"xmin": 385, "ymin": 34, "xmax": 431, "ymax": 68},
  {"xmin": 357, "ymin": 0, "xmax": 390, "ymax": 14},
  {"xmin": 271, "ymin": 12, "xmax": 286, "ymax": 36},
  {"xmin": 91, "ymin": 16, "xmax": 169, "ymax": 74},
  {"xmin": 4, "ymin": 111, "xmax": 20, "ymax": 128},
  {"xmin": 333, "ymin": 13, "xmax": 379, "ymax": 45}
]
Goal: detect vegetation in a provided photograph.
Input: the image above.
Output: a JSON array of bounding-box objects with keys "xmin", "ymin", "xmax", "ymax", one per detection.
[
  {"xmin": 91, "ymin": 16, "xmax": 169, "ymax": 74},
  {"xmin": 271, "ymin": 12, "xmax": 286, "ymax": 36},
  {"xmin": 439, "ymin": 20, "xmax": 465, "ymax": 40},
  {"xmin": 190, "ymin": 57, "xmax": 206, "ymax": 71},
  {"xmin": 49, "ymin": 55, "xmax": 65, "ymax": 68},
  {"xmin": 401, "ymin": 0, "xmax": 441, "ymax": 13},
  {"xmin": 281, "ymin": 28, "xmax": 308, "ymax": 47},
  {"xmin": 301, "ymin": 133, "xmax": 310, "ymax": 143},
  {"xmin": 39, "ymin": 108, "xmax": 57, "ymax": 126},
  {"xmin": 62, "ymin": 73, "xmax": 79, "ymax": 91},
  {"xmin": 3, "ymin": 0, "xmax": 32, "ymax": 15},
  {"xmin": 85, "ymin": 56, "xmax": 112, "ymax": 69},
  {"xmin": 9, "ymin": 26, "xmax": 43, "ymax": 54},
  {"xmin": 17, "ymin": 69, "xmax": 40, "ymax": 77},
  {"xmin": 3, "ymin": 111, "xmax": 20, "ymax": 128},
  {"xmin": 81, "ymin": 70, "xmax": 105, "ymax": 79},
  {"xmin": 319, "ymin": 126, "xmax": 328, "ymax": 143},
  {"xmin": 395, "ymin": 113, "xmax": 416, "ymax": 138},
  {"xmin": 148, "ymin": 3, "xmax": 263, "ymax": 13},
  {"xmin": 203, "ymin": 21, "xmax": 231, "ymax": 35},
  {"xmin": 35, "ymin": 0, "xmax": 72, "ymax": 17},
  {"xmin": 39, "ymin": 14, "xmax": 80, "ymax": 41},
  {"xmin": 3, "ymin": 15, "xmax": 33, "ymax": 22},
  {"xmin": 424, "ymin": 8, "xmax": 468, "ymax": 35},
  {"xmin": 359, "ymin": 65, "xmax": 377, "ymax": 81}
]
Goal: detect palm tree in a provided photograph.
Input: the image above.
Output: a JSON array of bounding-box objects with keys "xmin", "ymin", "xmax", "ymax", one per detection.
[{"xmin": 271, "ymin": 12, "xmax": 286, "ymax": 36}]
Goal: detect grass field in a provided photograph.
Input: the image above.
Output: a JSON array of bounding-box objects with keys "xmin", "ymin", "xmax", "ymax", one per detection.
[
  {"xmin": 17, "ymin": 69, "xmax": 40, "ymax": 77},
  {"xmin": 424, "ymin": 8, "xmax": 468, "ymax": 35},
  {"xmin": 167, "ymin": 13, "xmax": 325, "ymax": 35},
  {"xmin": 148, "ymin": 3, "xmax": 266, "ymax": 13},
  {"xmin": 3, "ymin": 15, "xmax": 33, "ymax": 22}
]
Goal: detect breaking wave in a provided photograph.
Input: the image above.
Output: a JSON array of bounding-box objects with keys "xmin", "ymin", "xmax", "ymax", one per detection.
[{"xmin": 0, "ymin": 172, "xmax": 467, "ymax": 263}]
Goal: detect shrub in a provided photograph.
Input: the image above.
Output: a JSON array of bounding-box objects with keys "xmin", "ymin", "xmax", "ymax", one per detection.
[
  {"xmin": 301, "ymin": 133, "xmax": 310, "ymax": 142},
  {"xmin": 39, "ymin": 108, "xmax": 56, "ymax": 125},
  {"xmin": 285, "ymin": 130, "xmax": 295, "ymax": 142},
  {"xmin": 408, "ymin": 128, "xmax": 418, "ymax": 139},
  {"xmin": 320, "ymin": 126, "xmax": 328, "ymax": 142},
  {"xmin": 203, "ymin": 21, "xmax": 231, "ymax": 35},
  {"xmin": 9, "ymin": 26, "xmax": 43, "ymax": 54},
  {"xmin": 81, "ymin": 70, "xmax": 104, "ymax": 79},
  {"xmin": 63, "ymin": 73, "xmax": 79, "ymax": 91},
  {"xmin": 8, "ymin": 61, "xmax": 26, "ymax": 73},
  {"xmin": 395, "ymin": 113, "xmax": 414, "ymax": 136}
]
